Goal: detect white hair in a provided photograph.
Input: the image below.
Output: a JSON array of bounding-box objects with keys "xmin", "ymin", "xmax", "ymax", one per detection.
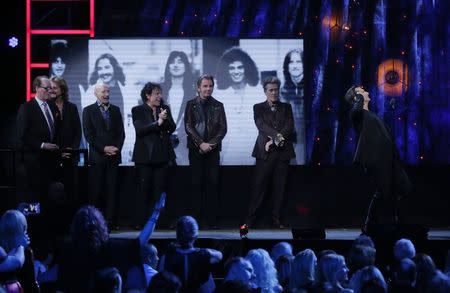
[
  {"xmin": 394, "ymin": 238, "xmax": 416, "ymax": 261},
  {"xmin": 246, "ymin": 249, "xmax": 279, "ymax": 293}
]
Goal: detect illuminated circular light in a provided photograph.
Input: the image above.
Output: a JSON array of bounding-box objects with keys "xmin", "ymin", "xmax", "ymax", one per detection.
[
  {"xmin": 8, "ymin": 37, "xmax": 18, "ymax": 48},
  {"xmin": 377, "ymin": 59, "xmax": 409, "ymax": 96}
]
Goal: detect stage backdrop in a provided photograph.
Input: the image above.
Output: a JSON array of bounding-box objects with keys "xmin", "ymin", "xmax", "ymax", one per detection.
[{"xmin": 50, "ymin": 38, "xmax": 304, "ymax": 165}]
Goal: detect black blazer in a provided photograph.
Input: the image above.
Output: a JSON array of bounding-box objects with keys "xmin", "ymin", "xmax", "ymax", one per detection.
[
  {"xmin": 184, "ymin": 96, "xmax": 227, "ymax": 151},
  {"xmin": 56, "ymin": 100, "xmax": 82, "ymax": 149},
  {"xmin": 252, "ymin": 101, "xmax": 296, "ymax": 160},
  {"xmin": 131, "ymin": 103, "xmax": 176, "ymax": 164},
  {"xmin": 17, "ymin": 98, "xmax": 60, "ymax": 150},
  {"xmin": 82, "ymin": 102, "xmax": 125, "ymax": 164}
]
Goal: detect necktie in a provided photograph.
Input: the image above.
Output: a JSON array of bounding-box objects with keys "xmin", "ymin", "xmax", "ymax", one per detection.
[
  {"xmin": 101, "ymin": 105, "xmax": 110, "ymax": 130},
  {"xmin": 42, "ymin": 102, "xmax": 55, "ymax": 138}
]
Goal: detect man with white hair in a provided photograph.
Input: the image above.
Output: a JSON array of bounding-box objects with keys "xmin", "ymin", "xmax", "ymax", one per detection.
[{"xmin": 82, "ymin": 83, "xmax": 125, "ymax": 229}]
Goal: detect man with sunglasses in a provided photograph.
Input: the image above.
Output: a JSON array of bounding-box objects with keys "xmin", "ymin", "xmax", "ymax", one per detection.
[{"xmin": 17, "ymin": 75, "xmax": 61, "ymax": 204}]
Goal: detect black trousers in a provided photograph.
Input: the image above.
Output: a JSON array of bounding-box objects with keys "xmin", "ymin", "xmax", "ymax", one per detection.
[
  {"xmin": 245, "ymin": 153, "xmax": 289, "ymax": 225},
  {"xmin": 133, "ymin": 163, "xmax": 169, "ymax": 226},
  {"xmin": 89, "ymin": 160, "xmax": 119, "ymax": 223},
  {"xmin": 188, "ymin": 148, "xmax": 220, "ymax": 226}
]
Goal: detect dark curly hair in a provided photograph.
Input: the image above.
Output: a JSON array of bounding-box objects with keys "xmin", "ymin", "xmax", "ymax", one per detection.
[
  {"xmin": 215, "ymin": 47, "xmax": 259, "ymax": 90},
  {"xmin": 140, "ymin": 82, "xmax": 162, "ymax": 104},
  {"xmin": 89, "ymin": 53, "xmax": 126, "ymax": 86},
  {"xmin": 70, "ymin": 205, "xmax": 109, "ymax": 255},
  {"xmin": 282, "ymin": 49, "xmax": 304, "ymax": 88}
]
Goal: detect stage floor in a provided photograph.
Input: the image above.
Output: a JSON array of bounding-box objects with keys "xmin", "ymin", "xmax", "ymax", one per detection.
[{"xmin": 111, "ymin": 228, "xmax": 450, "ymax": 240}]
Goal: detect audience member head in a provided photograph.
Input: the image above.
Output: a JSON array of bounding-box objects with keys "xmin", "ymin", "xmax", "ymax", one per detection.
[
  {"xmin": 224, "ymin": 257, "xmax": 256, "ymax": 286},
  {"xmin": 394, "ymin": 258, "xmax": 416, "ymax": 284},
  {"xmin": 89, "ymin": 53, "xmax": 125, "ymax": 87},
  {"xmin": 175, "ymin": 216, "xmax": 198, "ymax": 249},
  {"xmin": 428, "ymin": 271, "xmax": 450, "ymax": 293},
  {"xmin": 414, "ymin": 253, "xmax": 437, "ymax": 291},
  {"xmin": 289, "ymin": 248, "xmax": 317, "ymax": 290},
  {"xmin": 270, "ymin": 241, "xmax": 293, "ymax": 263},
  {"xmin": 318, "ymin": 254, "xmax": 349, "ymax": 285},
  {"xmin": 245, "ymin": 249, "xmax": 279, "ymax": 292},
  {"xmin": 393, "ymin": 238, "xmax": 416, "ymax": 261},
  {"xmin": 0, "ymin": 210, "xmax": 28, "ymax": 252},
  {"xmin": 357, "ymin": 266, "xmax": 387, "ymax": 293},
  {"xmin": 215, "ymin": 47, "xmax": 259, "ymax": 90},
  {"xmin": 353, "ymin": 235, "xmax": 375, "ymax": 249},
  {"xmin": 70, "ymin": 205, "xmax": 109, "ymax": 255},
  {"xmin": 275, "ymin": 254, "xmax": 294, "ymax": 288},
  {"xmin": 93, "ymin": 267, "xmax": 122, "ymax": 293},
  {"xmin": 147, "ymin": 271, "xmax": 181, "ymax": 293},
  {"xmin": 214, "ymin": 280, "xmax": 260, "ymax": 293},
  {"xmin": 141, "ymin": 243, "xmax": 159, "ymax": 269},
  {"xmin": 348, "ymin": 245, "xmax": 376, "ymax": 273}
]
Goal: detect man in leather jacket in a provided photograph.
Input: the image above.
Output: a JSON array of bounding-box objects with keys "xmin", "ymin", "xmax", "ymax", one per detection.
[{"xmin": 184, "ymin": 74, "xmax": 227, "ymax": 228}]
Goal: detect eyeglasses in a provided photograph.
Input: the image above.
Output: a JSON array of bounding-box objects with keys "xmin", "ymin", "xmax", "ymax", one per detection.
[{"xmin": 39, "ymin": 86, "xmax": 51, "ymax": 91}]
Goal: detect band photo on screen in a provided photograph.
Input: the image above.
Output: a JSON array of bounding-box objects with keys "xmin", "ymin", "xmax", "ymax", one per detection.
[{"xmin": 51, "ymin": 38, "xmax": 304, "ymax": 165}]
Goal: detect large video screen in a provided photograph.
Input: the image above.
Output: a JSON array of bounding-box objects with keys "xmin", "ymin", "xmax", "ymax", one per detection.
[{"xmin": 50, "ymin": 38, "xmax": 304, "ymax": 165}]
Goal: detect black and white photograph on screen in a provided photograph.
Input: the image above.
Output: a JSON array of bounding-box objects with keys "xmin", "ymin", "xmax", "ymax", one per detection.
[
  {"xmin": 204, "ymin": 39, "xmax": 304, "ymax": 165},
  {"xmin": 81, "ymin": 39, "xmax": 202, "ymax": 164}
]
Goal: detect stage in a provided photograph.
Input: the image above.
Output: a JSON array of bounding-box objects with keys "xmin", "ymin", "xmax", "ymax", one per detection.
[
  {"xmin": 111, "ymin": 228, "xmax": 450, "ymax": 241},
  {"xmin": 110, "ymin": 227, "xmax": 450, "ymax": 271}
]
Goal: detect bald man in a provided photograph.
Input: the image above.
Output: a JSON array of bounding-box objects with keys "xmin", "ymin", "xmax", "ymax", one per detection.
[{"xmin": 82, "ymin": 83, "xmax": 125, "ymax": 229}]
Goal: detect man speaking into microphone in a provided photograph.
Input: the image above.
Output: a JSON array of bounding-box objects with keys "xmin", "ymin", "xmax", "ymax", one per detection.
[
  {"xmin": 243, "ymin": 76, "xmax": 295, "ymax": 229},
  {"xmin": 131, "ymin": 82, "xmax": 176, "ymax": 229}
]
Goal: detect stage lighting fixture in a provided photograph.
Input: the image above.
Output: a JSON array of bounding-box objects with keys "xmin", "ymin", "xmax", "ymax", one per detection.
[{"xmin": 8, "ymin": 37, "xmax": 19, "ymax": 48}]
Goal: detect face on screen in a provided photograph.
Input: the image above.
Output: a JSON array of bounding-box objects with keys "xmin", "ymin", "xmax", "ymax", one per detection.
[
  {"xmin": 169, "ymin": 56, "xmax": 186, "ymax": 77},
  {"xmin": 265, "ymin": 83, "xmax": 280, "ymax": 103},
  {"xmin": 147, "ymin": 88, "xmax": 162, "ymax": 107},
  {"xmin": 288, "ymin": 52, "xmax": 303, "ymax": 79},
  {"xmin": 51, "ymin": 57, "xmax": 66, "ymax": 78},
  {"xmin": 228, "ymin": 60, "xmax": 245, "ymax": 83},
  {"xmin": 96, "ymin": 58, "xmax": 115, "ymax": 84},
  {"xmin": 198, "ymin": 78, "xmax": 214, "ymax": 99}
]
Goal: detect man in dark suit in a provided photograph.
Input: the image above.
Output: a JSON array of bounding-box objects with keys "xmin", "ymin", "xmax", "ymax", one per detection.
[
  {"xmin": 17, "ymin": 75, "xmax": 61, "ymax": 204},
  {"xmin": 82, "ymin": 83, "xmax": 125, "ymax": 228},
  {"xmin": 131, "ymin": 82, "xmax": 176, "ymax": 229},
  {"xmin": 244, "ymin": 76, "xmax": 295, "ymax": 229},
  {"xmin": 345, "ymin": 86, "xmax": 411, "ymax": 227},
  {"xmin": 184, "ymin": 74, "xmax": 227, "ymax": 228}
]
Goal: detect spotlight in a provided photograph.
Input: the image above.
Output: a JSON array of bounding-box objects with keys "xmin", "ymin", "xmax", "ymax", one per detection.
[
  {"xmin": 239, "ymin": 224, "xmax": 248, "ymax": 238},
  {"xmin": 8, "ymin": 37, "xmax": 19, "ymax": 48}
]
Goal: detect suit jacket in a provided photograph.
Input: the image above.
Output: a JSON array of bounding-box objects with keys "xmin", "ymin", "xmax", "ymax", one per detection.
[
  {"xmin": 17, "ymin": 98, "xmax": 60, "ymax": 151},
  {"xmin": 131, "ymin": 103, "xmax": 176, "ymax": 164},
  {"xmin": 56, "ymin": 100, "xmax": 82, "ymax": 149},
  {"xmin": 184, "ymin": 96, "xmax": 227, "ymax": 151},
  {"xmin": 252, "ymin": 101, "xmax": 295, "ymax": 160},
  {"xmin": 82, "ymin": 102, "xmax": 125, "ymax": 165}
]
